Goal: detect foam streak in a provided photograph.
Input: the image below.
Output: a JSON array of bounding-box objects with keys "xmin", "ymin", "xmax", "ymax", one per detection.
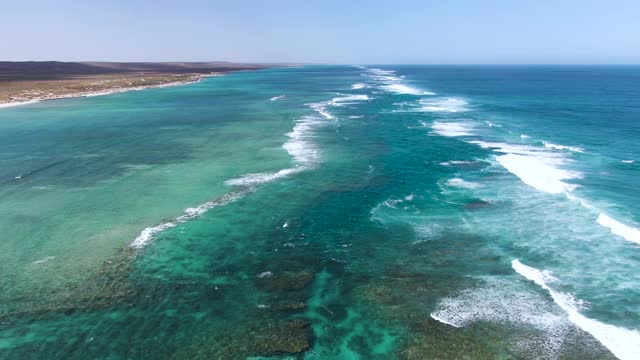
[
  {"xmin": 131, "ymin": 190, "xmax": 248, "ymax": 248},
  {"xmin": 597, "ymin": 213, "xmax": 640, "ymax": 244}
]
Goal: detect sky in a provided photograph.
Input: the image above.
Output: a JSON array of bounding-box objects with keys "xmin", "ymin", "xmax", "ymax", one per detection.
[{"xmin": 1, "ymin": 0, "xmax": 639, "ymax": 64}]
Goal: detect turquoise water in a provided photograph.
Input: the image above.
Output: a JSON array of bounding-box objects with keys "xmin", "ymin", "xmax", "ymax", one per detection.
[{"xmin": 0, "ymin": 66, "xmax": 638, "ymax": 359}]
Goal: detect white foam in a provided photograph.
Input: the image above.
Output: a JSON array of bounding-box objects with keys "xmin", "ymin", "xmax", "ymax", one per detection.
[
  {"xmin": 380, "ymin": 198, "xmax": 404, "ymax": 209},
  {"xmin": 621, "ymin": 160, "xmax": 635, "ymax": 164},
  {"xmin": 131, "ymin": 191, "xmax": 247, "ymax": 248},
  {"xmin": 520, "ymin": 134, "xmax": 530, "ymax": 139},
  {"xmin": 360, "ymin": 67, "xmax": 435, "ymax": 96},
  {"xmin": 226, "ymin": 110, "xmax": 323, "ymax": 187},
  {"xmin": 308, "ymin": 93, "xmax": 370, "ymax": 120},
  {"xmin": 419, "ymin": 98, "xmax": 468, "ymax": 113},
  {"xmin": 496, "ymin": 153, "xmax": 580, "ymax": 194},
  {"xmin": 485, "ymin": 121, "xmax": 501, "ymax": 127},
  {"xmin": 224, "ymin": 168, "xmax": 304, "ymax": 186},
  {"xmin": 543, "ymin": 141, "xmax": 585, "ymax": 153},
  {"xmin": 512, "ymin": 259, "xmax": 640, "ymax": 360},
  {"xmin": 565, "ymin": 193, "xmax": 596, "ymax": 210},
  {"xmin": 257, "ymin": 271, "xmax": 273, "ymax": 278},
  {"xmin": 430, "ymin": 313, "xmax": 460, "ymax": 327},
  {"xmin": 439, "ymin": 160, "xmax": 476, "ymax": 166},
  {"xmin": 283, "ymin": 115, "xmax": 322, "ymax": 165},
  {"xmin": 432, "ymin": 121, "xmax": 474, "ymax": 137},
  {"xmin": 468, "ymin": 140, "xmax": 580, "ymax": 195},
  {"xmin": 351, "ymin": 83, "xmax": 368, "ymax": 89},
  {"xmin": 270, "ymin": 95, "xmax": 286, "ymax": 101},
  {"xmin": 565, "ymin": 195, "xmax": 640, "ymax": 245},
  {"xmin": 367, "ymin": 68, "xmax": 396, "ymax": 76},
  {"xmin": 0, "ymin": 100, "xmax": 40, "ymax": 108},
  {"xmin": 446, "ymin": 178, "xmax": 481, "ymax": 189},
  {"xmin": 375, "ymin": 75, "xmax": 402, "ymax": 82},
  {"xmin": 329, "ymin": 94, "xmax": 370, "ymax": 105},
  {"xmin": 226, "ymin": 145, "xmax": 311, "ymax": 187},
  {"xmin": 469, "ymin": 141, "xmax": 559, "ymax": 157},
  {"xmin": 33, "ymin": 256, "xmax": 56, "ymax": 264},
  {"xmin": 382, "ymin": 83, "xmax": 435, "ymax": 96},
  {"xmin": 597, "ymin": 213, "xmax": 640, "ymax": 245},
  {"xmin": 369, "ymin": 193, "xmax": 418, "ymax": 223},
  {"xmin": 372, "ymin": 193, "xmax": 415, "ymax": 215},
  {"xmin": 309, "ymin": 103, "xmax": 334, "ymax": 119},
  {"xmin": 430, "ymin": 279, "xmax": 571, "ymax": 358},
  {"xmin": 134, "ymin": 96, "xmax": 329, "ymax": 250}
]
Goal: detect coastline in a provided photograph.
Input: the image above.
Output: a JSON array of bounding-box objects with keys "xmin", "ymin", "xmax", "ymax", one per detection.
[{"xmin": 0, "ymin": 73, "xmax": 221, "ymax": 108}]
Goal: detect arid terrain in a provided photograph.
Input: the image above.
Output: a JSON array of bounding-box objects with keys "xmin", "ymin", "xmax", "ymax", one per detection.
[{"xmin": 0, "ymin": 61, "xmax": 279, "ymax": 104}]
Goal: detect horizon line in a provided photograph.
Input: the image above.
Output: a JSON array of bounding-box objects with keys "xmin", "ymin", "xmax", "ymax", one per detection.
[{"xmin": 2, "ymin": 60, "xmax": 640, "ymax": 66}]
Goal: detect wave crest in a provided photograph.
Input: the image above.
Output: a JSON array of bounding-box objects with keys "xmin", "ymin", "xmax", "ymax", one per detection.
[{"xmin": 512, "ymin": 259, "xmax": 640, "ymax": 360}]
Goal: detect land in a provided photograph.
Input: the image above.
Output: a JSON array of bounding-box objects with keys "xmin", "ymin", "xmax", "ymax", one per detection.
[{"xmin": 0, "ymin": 61, "xmax": 281, "ymax": 105}]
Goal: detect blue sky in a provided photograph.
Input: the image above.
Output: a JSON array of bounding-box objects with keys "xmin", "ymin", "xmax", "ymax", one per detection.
[{"xmin": 2, "ymin": 0, "xmax": 639, "ymax": 64}]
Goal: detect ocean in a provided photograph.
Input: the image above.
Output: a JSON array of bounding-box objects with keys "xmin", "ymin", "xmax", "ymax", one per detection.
[{"xmin": 0, "ymin": 65, "xmax": 638, "ymax": 359}]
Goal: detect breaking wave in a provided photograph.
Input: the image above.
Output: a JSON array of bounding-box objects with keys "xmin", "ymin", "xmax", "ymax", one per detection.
[
  {"xmin": 446, "ymin": 178, "xmax": 481, "ymax": 189},
  {"xmin": 431, "ymin": 121, "xmax": 475, "ymax": 137},
  {"xmin": 512, "ymin": 259, "xmax": 640, "ymax": 360},
  {"xmin": 131, "ymin": 190, "xmax": 248, "ymax": 248},
  {"xmin": 419, "ymin": 97, "xmax": 468, "ymax": 112},
  {"xmin": 596, "ymin": 213, "xmax": 640, "ymax": 245}
]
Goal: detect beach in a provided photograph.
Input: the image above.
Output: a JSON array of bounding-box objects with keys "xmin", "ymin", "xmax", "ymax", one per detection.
[
  {"xmin": 0, "ymin": 73, "xmax": 219, "ymax": 106},
  {"xmin": 0, "ymin": 61, "xmax": 279, "ymax": 106}
]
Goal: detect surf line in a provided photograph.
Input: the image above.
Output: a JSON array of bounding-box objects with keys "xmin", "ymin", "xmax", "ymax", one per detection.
[
  {"xmin": 130, "ymin": 189, "xmax": 251, "ymax": 249},
  {"xmin": 512, "ymin": 259, "xmax": 640, "ymax": 360},
  {"xmin": 433, "ymin": 120, "xmax": 640, "ymax": 245},
  {"xmin": 130, "ymin": 95, "xmax": 335, "ymax": 249}
]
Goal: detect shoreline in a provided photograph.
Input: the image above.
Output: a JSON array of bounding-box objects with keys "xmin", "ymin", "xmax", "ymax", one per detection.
[{"xmin": 0, "ymin": 73, "xmax": 222, "ymax": 109}]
